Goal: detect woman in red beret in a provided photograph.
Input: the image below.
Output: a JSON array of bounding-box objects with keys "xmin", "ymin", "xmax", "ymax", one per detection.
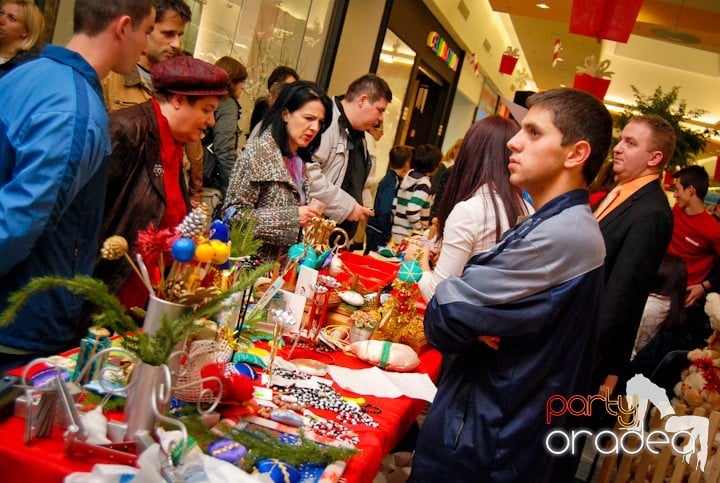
[
  {"xmin": 223, "ymin": 80, "xmax": 333, "ymax": 258},
  {"xmin": 95, "ymin": 56, "xmax": 229, "ymax": 309}
]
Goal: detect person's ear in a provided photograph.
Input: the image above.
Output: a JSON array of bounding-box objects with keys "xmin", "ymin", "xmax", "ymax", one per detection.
[
  {"xmin": 564, "ymin": 140, "xmax": 591, "ymax": 169},
  {"xmin": 171, "ymin": 94, "xmax": 185, "ymax": 109},
  {"xmin": 282, "ymin": 108, "xmax": 291, "ymax": 123},
  {"xmin": 357, "ymin": 94, "xmax": 368, "ymax": 108},
  {"xmin": 114, "ymin": 15, "xmax": 132, "ymax": 41},
  {"xmin": 646, "ymin": 150, "xmax": 664, "ymax": 168}
]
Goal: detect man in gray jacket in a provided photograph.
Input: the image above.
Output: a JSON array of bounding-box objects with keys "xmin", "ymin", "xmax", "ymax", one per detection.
[{"xmin": 307, "ymin": 74, "xmax": 392, "ymax": 238}]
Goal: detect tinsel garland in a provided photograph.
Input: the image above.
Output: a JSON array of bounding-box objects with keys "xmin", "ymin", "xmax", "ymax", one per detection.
[
  {"xmin": 182, "ymin": 416, "xmax": 356, "ymax": 472},
  {"xmin": 376, "ymin": 280, "xmax": 425, "ymax": 349}
]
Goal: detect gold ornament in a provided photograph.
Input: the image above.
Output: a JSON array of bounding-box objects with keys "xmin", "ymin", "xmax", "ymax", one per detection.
[{"xmin": 101, "ymin": 236, "xmax": 129, "ymax": 260}]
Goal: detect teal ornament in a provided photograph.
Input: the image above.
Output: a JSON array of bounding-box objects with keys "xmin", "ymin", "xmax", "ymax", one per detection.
[
  {"xmin": 209, "ymin": 220, "xmax": 230, "ymax": 242},
  {"xmin": 287, "ymin": 243, "xmax": 307, "ymax": 261},
  {"xmin": 232, "ymin": 352, "xmax": 267, "ymax": 368},
  {"xmin": 171, "ymin": 237, "xmax": 195, "ymax": 262},
  {"xmin": 398, "ymin": 260, "xmax": 423, "ymax": 283},
  {"xmin": 300, "ymin": 249, "xmax": 318, "ymax": 269},
  {"xmin": 256, "ymin": 459, "xmax": 301, "ymax": 483}
]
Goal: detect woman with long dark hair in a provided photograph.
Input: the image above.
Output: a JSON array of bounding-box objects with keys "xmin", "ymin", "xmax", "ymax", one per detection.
[
  {"xmin": 416, "ymin": 115, "xmax": 532, "ymax": 301},
  {"xmin": 223, "ymin": 81, "xmax": 333, "ymax": 256}
]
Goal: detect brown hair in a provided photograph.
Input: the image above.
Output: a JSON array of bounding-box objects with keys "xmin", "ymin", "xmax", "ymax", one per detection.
[
  {"xmin": 436, "ymin": 115, "xmax": 528, "ymax": 243},
  {"xmin": 630, "ymin": 114, "xmax": 677, "ymax": 170},
  {"xmin": 345, "ymin": 73, "xmax": 392, "ymax": 104},
  {"xmin": 73, "ymin": 0, "xmax": 155, "ymax": 36},
  {"xmin": 214, "ymin": 56, "xmax": 248, "ymax": 84},
  {"xmin": 527, "ymin": 88, "xmax": 613, "ymax": 184}
]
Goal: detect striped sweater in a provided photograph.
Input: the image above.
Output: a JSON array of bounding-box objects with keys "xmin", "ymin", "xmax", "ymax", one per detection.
[{"xmin": 391, "ymin": 170, "xmax": 433, "ymax": 242}]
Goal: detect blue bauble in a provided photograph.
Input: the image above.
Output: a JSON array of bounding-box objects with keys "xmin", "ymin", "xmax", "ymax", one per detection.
[
  {"xmin": 256, "ymin": 459, "xmax": 300, "ymax": 483},
  {"xmin": 171, "ymin": 237, "xmax": 196, "ymax": 262},
  {"xmin": 209, "ymin": 220, "xmax": 230, "ymax": 242},
  {"xmin": 234, "ymin": 362, "xmax": 258, "ymax": 380}
]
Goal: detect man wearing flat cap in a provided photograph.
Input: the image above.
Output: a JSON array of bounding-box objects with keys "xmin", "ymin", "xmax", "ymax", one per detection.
[{"xmin": 94, "ymin": 56, "xmax": 229, "ymax": 310}]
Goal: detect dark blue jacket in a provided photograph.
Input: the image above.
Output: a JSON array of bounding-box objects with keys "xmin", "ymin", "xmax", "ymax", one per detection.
[
  {"xmin": 366, "ymin": 169, "xmax": 401, "ymax": 242},
  {"xmin": 0, "ymin": 46, "xmax": 110, "ymax": 353},
  {"xmin": 411, "ymin": 190, "xmax": 605, "ymax": 483}
]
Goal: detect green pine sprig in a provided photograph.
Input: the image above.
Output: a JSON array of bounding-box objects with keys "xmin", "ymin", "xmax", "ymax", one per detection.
[
  {"xmin": 0, "ymin": 262, "xmax": 276, "ymax": 366},
  {"xmin": 229, "ymin": 210, "xmax": 264, "ymax": 258}
]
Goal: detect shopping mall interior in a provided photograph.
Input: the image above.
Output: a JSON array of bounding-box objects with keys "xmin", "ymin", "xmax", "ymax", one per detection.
[{"xmin": 36, "ymin": 0, "xmax": 720, "ymax": 182}]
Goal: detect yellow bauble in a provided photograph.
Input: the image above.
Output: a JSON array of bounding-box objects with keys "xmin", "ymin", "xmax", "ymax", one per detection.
[
  {"xmin": 210, "ymin": 239, "xmax": 230, "ymax": 264},
  {"xmin": 195, "ymin": 243, "xmax": 214, "ymax": 263}
]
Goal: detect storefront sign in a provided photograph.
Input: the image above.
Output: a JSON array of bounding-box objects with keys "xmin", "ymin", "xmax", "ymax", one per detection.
[{"xmin": 426, "ymin": 31, "xmax": 459, "ymax": 71}]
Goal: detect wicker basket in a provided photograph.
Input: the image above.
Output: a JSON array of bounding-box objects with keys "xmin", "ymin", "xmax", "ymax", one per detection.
[{"xmin": 173, "ymin": 337, "xmax": 234, "ymax": 402}]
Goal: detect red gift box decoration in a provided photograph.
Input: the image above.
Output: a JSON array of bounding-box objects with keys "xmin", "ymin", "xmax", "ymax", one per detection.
[
  {"xmin": 573, "ymin": 73, "xmax": 611, "ymax": 100},
  {"xmin": 570, "ymin": 0, "xmax": 643, "ymax": 43},
  {"xmin": 499, "ymin": 46, "xmax": 520, "ymax": 75},
  {"xmin": 573, "ymin": 55, "xmax": 613, "ymax": 100}
]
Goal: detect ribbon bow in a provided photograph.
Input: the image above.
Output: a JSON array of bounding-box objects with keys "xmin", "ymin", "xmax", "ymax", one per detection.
[
  {"xmin": 503, "ymin": 46, "xmax": 520, "ymax": 58},
  {"xmin": 576, "ymin": 55, "xmax": 614, "ymax": 78}
]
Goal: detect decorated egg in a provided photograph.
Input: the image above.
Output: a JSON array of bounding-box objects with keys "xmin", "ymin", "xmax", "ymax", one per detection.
[
  {"xmin": 339, "ymin": 290, "xmax": 364, "ymax": 307},
  {"xmin": 233, "ymin": 362, "xmax": 258, "ymax": 380},
  {"xmin": 171, "ymin": 237, "xmax": 195, "ymax": 262},
  {"xmin": 209, "ymin": 239, "xmax": 230, "ymax": 264},
  {"xmin": 209, "ymin": 220, "xmax": 230, "ymax": 242},
  {"xmin": 207, "ymin": 438, "xmax": 247, "ymax": 464},
  {"xmin": 328, "ymin": 254, "xmax": 343, "ymax": 276},
  {"xmin": 195, "ymin": 242, "xmax": 214, "ymax": 263},
  {"xmin": 256, "ymin": 459, "xmax": 301, "ymax": 483},
  {"xmin": 398, "ymin": 260, "xmax": 423, "ymax": 283}
]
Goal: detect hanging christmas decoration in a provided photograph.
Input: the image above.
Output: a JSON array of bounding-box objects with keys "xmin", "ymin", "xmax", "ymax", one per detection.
[
  {"xmin": 573, "ymin": 55, "xmax": 614, "ymax": 100},
  {"xmin": 499, "ymin": 46, "xmax": 520, "ymax": 75},
  {"xmin": 552, "ymin": 39, "xmax": 563, "ymax": 67}
]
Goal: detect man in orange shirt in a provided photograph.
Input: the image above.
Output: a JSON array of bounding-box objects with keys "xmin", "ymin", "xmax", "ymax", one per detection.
[{"xmin": 593, "ymin": 114, "xmax": 675, "ymax": 395}]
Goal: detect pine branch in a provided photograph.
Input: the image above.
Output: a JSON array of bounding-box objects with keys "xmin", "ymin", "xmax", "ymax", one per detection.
[
  {"xmin": 0, "ymin": 275, "xmax": 135, "ymax": 334},
  {"xmin": 229, "ymin": 210, "xmax": 264, "ymax": 258}
]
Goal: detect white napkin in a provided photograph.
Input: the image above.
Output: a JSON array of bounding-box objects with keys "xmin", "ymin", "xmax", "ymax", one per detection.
[{"xmin": 327, "ymin": 365, "xmax": 437, "ymax": 402}]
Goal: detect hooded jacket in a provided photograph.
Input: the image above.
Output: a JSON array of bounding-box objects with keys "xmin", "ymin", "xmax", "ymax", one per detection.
[{"xmin": 411, "ymin": 190, "xmax": 605, "ymax": 483}]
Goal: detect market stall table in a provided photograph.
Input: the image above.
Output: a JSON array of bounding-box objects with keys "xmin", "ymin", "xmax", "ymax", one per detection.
[{"xmin": 0, "ymin": 345, "xmax": 442, "ymax": 483}]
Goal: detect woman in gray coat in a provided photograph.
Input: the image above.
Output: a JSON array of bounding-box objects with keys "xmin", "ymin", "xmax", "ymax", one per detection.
[{"xmin": 223, "ymin": 81, "xmax": 333, "ymax": 257}]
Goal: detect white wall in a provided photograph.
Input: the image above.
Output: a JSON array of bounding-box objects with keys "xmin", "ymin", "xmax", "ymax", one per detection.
[{"xmin": 442, "ymin": 90, "xmax": 475, "ymax": 153}]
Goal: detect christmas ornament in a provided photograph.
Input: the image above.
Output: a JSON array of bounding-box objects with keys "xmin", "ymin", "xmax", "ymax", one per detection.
[
  {"xmin": 397, "ymin": 260, "xmax": 423, "ymax": 283},
  {"xmin": 171, "ymin": 237, "xmax": 195, "ymax": 263},
  {"xmin": 178, "ymin": 205, "xmax": 209, "ymax": 238},
  {"xmin": 552, "ymin": 38, "xmax": 563, "ymax": 67}
]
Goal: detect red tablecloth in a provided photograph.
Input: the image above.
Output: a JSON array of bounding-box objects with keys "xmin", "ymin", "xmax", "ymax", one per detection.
[{"xmin": 0, "ymin": 346, "xmax": 442, "ymax": 483}]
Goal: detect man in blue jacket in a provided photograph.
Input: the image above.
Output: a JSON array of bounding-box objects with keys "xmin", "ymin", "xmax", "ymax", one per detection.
[
  {"xmin": 0, "ymin": 0, "xmax": 156, "ymax": 371},
  {"xmin": 410, "ymin": 88, "xmax": 612, "ymax": 483}
]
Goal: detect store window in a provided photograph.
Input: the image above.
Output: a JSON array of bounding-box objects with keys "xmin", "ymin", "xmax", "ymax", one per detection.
[
  {"xmin": 188, "ymin": 0, "xmax": 335, "ymax": 106},
  {"xmin": 375, "ymin": 29, "xmax": 415, "ymax": 177}
]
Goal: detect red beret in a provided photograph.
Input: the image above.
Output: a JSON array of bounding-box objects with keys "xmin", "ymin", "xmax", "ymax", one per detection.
[{"xmin": 152, "ymin": 57, "xmax": 229, "ymax": 96}]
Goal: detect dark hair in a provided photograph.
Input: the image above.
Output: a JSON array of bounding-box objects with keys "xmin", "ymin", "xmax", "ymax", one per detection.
[
  {"xmin": 631, "ymin": 114, "xmax": 677, "ymax": 170},
  {"xmin": 411, "ymin": 144, "xmax": 441, "ymax": 174},
  {"xmin": 214, "ymin": 56, "xmax": 247, "ymax": 85},
  {"xmin": 436, "ymin": 115, "xmax": 528, "ymax": 242},
  {"xmin": 345, "ymin": 73, "xmax": 392, "ymax": 104},
  {"xmin": 527, "ymin": 88, "xmax": 612, "ymax": 185},
  {"xmin": 389, "ymin": 145, "xmax": 413, "ymax": 170},
  {"xmin": 673, "ymin": 164, "xmax": 709, "ymax": 199},
  {"xmin": 267, "ymin": 65, "xmax": 299, "ymax": 89},
  {"xmin": 652, "ymin": 253, "xmax": 687, "ymax": 331},
  {"xmin": 262, "ymin": 80, "xmax": 333, "ymax": 162},
  {"xmin": 74, "ymin": 0, "xmax": 155, "ymax": 35},
  {"xmin": 156, "ymin": 0, "xmax": 191, "ymax": 23}
]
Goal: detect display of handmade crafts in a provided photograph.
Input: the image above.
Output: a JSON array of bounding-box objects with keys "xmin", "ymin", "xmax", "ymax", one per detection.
[
  {"xmin": 375, "ymin": 260, "xmax": 427, "ymax": 353},
  {"xmin": 673, "ymin": 292, "xmax": 720, "ymax": 412}
]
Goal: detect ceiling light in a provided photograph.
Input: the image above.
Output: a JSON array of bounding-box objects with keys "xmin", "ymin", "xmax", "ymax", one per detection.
[{"xmin": 536, "ymin": 3, "xmax": 550, "ymax": 8}]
